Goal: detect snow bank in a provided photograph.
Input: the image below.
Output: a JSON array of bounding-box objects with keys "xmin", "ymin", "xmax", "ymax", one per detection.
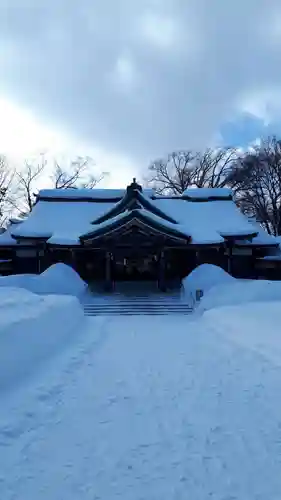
[
  {"xmin": 38, "ymin": 263, "xmax": 86, "ymax": 296},
  {"xmin": 184, "ymin": 264, "xmax": 281, "ymax": 314},
  {"xmin": 0, "ymin": 264, "xmax": 86, "ymax": 297},
  {"xmin": 0, "ymin": 287, "xmax": 85, "ymax": 392},
  {"xmin": 0, "ymin": 273, "xmax": 36, "ymax": 289},
  {"xmin": 198, "ymin": 279, "xmax": 281, "ymax": 313},
  {"xmin": 183, "ymin": 264, "xmax": 234, "ymax": 295},
  {"xmin": 203, "ymin": 302, "xmax": 281, "ymax": 367}
]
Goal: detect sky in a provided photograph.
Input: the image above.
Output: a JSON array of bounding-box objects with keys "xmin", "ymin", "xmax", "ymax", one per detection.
[{"xmin": 1, "ymin": 0, "xmax": 281, "ymax": 187}]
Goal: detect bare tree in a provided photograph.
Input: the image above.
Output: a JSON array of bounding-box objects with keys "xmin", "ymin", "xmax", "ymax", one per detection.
[
  {"xmin": 15, "ymin": 154, "xmax": 47, "ymax": 215},
  {"xmin": 51, "ymin": 156, "xmax": 107, "ymax": 190},
  {"xmin": 191, "ymin": 147, "xmax": 238, "ymax": 188},
  {"xmin": 147, "ymin": 147, "xmax": 238, "ymax": 194},
  {"xmin": 228, "ymin": 136, "xmax": 281, "ymax": 235},
  {"xmin": 147, "ymin": 151, "xmax": 198, "ymax": 194},
  {"xmin": 13, "ymin": 154, "xmax": 107, "ymax": 216},
  {"xmin": 0, "ymin": 155, "xmax": 17, "ymax": 225}
]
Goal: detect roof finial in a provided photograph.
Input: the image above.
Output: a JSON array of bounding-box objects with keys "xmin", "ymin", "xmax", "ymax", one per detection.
[{"xmin": 126, "ymin": 177, "xmax": 142, "ymax": 193}]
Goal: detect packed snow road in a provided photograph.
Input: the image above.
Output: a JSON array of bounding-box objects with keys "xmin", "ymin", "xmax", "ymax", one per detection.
[{"xmin": 1, "ymin": 315, "xmax": 281, "ymax": 499}]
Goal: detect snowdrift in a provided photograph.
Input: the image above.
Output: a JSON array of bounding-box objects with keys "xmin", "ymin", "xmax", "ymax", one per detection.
[
  {"xmin": 198, "ymin": 279, "xmax": 281, "ymax": 313},
  {"xmin": 203, "ymin": 302, "xmax": 281, "ymax": 367},
  {"xmin": 0, "ymin": 287, "xmax": 85, "ymax": 392},
  {"xmin": 0, "ymin": 263, "xmax": 86, "ymax": 297},
  {"xmin": 182, "ymin": 264, "xmax": 234, "ymax": 295},
  {"xmin": 0, "ymin": 273, "xmax": 35, "ymax": 289},
  {"xmin": 37, "ymin": 263, "xmax": 87, "ymax": 295}
]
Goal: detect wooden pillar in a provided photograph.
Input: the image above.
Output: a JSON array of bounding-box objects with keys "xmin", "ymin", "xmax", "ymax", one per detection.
[
  {"xmin": 38, "ymin": 244, "xmax": 47, "ymax": 274},
  {"xmin": 252, "ymin": 247, "xmax": 257, "ymax": 279},
  {"xmin": 105, "ymin": 251, "xmax": 113, "ymax": 291},
  {"xmin": 158, "ymin": 250, "xmax": 166, "ymax": 292},
  {"xmin": 37, "ymin": 248, "xmax": 41, "ymax": 274},
  {"xmin": 227, "ymin": 242, "xmax": 233, "ymax": 275},
  {"xmin": 70, "ymin": 248, "xmax": 76, "ymax": 271}
]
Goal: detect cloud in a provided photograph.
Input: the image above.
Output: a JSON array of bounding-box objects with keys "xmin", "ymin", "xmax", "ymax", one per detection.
[
  {"xmin": 0, "ymin": 0, "xmax": 281, "ymax": 174},
  {"xmin": 110, "ymin": 52, "xmax": 138, "ymax": 92},
  {"xmin": 0, "ymin": 97, "xmax": 68, "ymax": 157},
  {"xmin": 219, "ymin": 113, "xmax": 271, "ymax": 147},
  {"xmin": 139, "ymin": 11, "xmax": 181, "ymax": 50},
  {"xmin": 0, "ymin": 96, "xmax": 138, "ymax": 188}
]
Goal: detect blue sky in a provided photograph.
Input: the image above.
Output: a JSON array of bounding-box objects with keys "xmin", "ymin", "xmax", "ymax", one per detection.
[
  {"xmin": 0, "ymin": 1, "xmax": 281, "ymax": 185},
  {"xmin": 219, "ymin": 114, "xmax": 274, "ymax": 148}
]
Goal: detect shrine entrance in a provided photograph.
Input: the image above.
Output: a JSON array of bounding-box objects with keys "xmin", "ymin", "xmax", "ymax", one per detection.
[
  {"xmin": 79, "ymin": 193, "xmax": 191, "ymax": 292},
  {"xmin": 101, "ymin": 246, "xmax": 182, "ymax": 292},
  {"xmin": 112, "ymin": 252, "xmax": 158, "ymax": 281}
]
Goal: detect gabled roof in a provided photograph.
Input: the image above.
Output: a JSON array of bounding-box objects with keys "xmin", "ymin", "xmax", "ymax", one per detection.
[
  {"xmin": 81, "ymin": 209, "xmax": 190, "ymax": 244},
  {"xmin": 6, "ymin": 183, "xmax": 278, "ymax": 248},
  {"xmin": 91, "ymin": 185, "xmax": 177, "ymax": 225}
]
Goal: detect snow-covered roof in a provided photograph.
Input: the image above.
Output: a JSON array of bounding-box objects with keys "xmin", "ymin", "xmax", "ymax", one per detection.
[
  {"xmin": 154, "ymin": 198, "xmax": 256, "ymax": 244},
  {"xmin": 235, "ymin": 220, "xmax": 278, "ymax": 247},
  {"xmin": 11, "ymin": 199, "xmax": 116, "ymax": 242},
  {"xmin": 6, "ymin": 186, "xmax": 278, "ymax": 247},
  {"xmin": 182, "ymin": 187, "xmax": 232, "ymax": 200},
  {"xmin": 81, "ymin": 208, "xmax": 191, "ymax": 242},
  {"xmin": 0, "ymin": 223, "xmax": 21, "ymax": 246},
  {"xmin": 259, "ymin": 255, "xmax": 281, "ymax": 261},
  {"xmin": 37, "ymin": 188, "xmax": 155, "ymax": 200}
]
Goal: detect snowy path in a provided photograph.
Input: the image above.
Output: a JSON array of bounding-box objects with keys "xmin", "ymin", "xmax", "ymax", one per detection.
[{"xmin": 1, "ymin": 316, "xmax": 281, "ymax": 499}]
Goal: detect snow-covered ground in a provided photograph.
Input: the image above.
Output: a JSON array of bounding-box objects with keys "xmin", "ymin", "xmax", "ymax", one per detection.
[
  {"xmin": 1, "ymin": 263, "xmax": 281, "ymax": 498},
  {"xmin": 203, "ymin": 301, "xmax": 281, "ymax": 367},
  {"xmin": 1, "ymin": 312, "xmax": 281, "ymax": 499}
]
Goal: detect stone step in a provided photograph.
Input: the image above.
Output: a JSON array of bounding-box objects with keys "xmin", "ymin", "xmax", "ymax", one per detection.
[
  {"xmin": 83, "ymin": 297, "xmax": 189, "ymax": 303},
  {"xmin": 83, "ymin": 300, "xmax": 193, "ymax": 305},
  {"xmin": 84, "ymin": 310, "xmax": 193, "ymax": 316},
  {"xmin": 84, "ymin": 303, "xmax": 193, "ymax": 316},
  {"xmin": 83, "ymin": 287, "xmax": 194, "ymax": 316},
  {"xmin": 83, "ymin": 301, "xmax": 192, "ymax": 306},
  {"xmin": 84, "ymin": 305, "xmax": 192, "ymax": 308}
]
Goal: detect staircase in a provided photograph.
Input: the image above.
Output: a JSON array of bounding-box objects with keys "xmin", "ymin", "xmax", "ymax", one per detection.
[{"xmin": 83, "ymin": 282, "xmax": 194, "ymax": 316}]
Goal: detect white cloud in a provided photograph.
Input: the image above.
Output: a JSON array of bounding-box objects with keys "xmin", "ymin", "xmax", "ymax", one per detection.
[
  {"xmin": 139, "ymin": 12, "xmax": 179, "ymax": 49},
  {"xmin": 0, "ymin": 98, "xmax": 67, "ymax": 158},
  {"xmin": 260, "ymin": 7, "xmax": 281, "ymax": 47},
  {"xmin": 0, "ymin": 97, "xmax": 138, "ymax": 187},
  {"xmin": 0, "ymin": 0, "xmax": 281, "ymax": 176},
  {"xmin": 111, "ymin": 52, "xmax": 138, "ymax": 92},
  {"xmin": 237, "ymin": 87, "xmax": 281, "ymax": 124}
]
